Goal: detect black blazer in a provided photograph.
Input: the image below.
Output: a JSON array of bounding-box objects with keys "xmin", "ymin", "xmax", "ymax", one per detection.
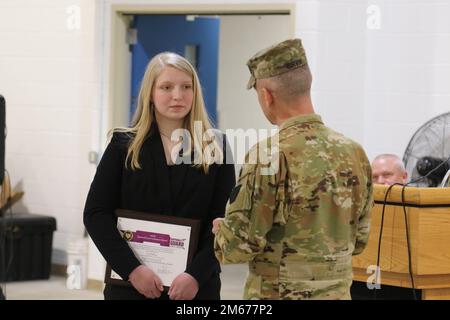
[{"xmin": 83, "ymin": 129, "xmax": 235, "ymax": 299}]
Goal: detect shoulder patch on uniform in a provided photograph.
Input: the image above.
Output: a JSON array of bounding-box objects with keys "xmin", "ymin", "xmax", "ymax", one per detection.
[{"xmin": 229, "ymin": 184, "xmax": 242, "ymax": 204}]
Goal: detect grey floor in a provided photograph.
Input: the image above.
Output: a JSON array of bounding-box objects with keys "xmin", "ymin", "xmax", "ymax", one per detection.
[{"xmin": 2, "ymin": 264, "xmax": 247, "ymax": 300}]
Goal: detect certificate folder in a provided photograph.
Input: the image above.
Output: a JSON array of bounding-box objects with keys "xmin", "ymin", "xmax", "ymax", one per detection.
[{"xmin": 105, "ymin": 209, "xmax": 200, "ymax": 288}]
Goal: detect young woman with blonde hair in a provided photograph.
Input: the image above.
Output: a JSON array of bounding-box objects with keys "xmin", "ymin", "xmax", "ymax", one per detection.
[{"xmin": 84, "ymin": 52, "xmax": 235, "ymax": 300}]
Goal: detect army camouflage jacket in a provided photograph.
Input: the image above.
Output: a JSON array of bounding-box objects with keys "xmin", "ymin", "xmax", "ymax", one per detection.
[{"xmin": 214, "ymin": 114, "xmax": 373, "ymax": 299}]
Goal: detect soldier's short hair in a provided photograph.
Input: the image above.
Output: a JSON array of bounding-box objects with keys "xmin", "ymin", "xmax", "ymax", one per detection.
[{"xmin": 262, "ymin": 65, "xmax": 312, "ymax": 101}]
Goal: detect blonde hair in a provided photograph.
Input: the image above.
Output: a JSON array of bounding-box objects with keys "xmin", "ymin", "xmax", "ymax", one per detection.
[{"xmin": 112, "ymin": 52, "xmax": 218, "ymax": 173}]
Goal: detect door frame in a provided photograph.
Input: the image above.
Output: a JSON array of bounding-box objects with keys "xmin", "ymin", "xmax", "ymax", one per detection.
[{"xmin": 97, "ymin": 2, "xmax": 296, "ymax": 149}]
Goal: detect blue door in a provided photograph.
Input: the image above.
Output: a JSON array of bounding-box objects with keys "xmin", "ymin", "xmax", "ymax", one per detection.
[{"xmin": 130, "ymin": 15, "xmax": 220, "ymax": 126}]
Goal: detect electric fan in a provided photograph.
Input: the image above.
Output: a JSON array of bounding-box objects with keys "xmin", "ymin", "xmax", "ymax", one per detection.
[{"xmin": 403, "ymin": 112, "xmax": 450, "ymax": 187}]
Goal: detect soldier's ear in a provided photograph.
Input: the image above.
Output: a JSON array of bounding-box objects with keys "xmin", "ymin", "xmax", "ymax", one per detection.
[{"xmin": 261, "ymin": 87, "xmax": 274, "ymax": 108}]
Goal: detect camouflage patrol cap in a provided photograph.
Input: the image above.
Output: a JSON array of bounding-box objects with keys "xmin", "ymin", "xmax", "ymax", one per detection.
[{"xmin": 246, "ymin": 38, "xmax": 308, "ymax": 89}]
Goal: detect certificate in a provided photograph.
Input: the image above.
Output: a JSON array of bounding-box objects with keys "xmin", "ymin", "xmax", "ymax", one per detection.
[{"xmin": 104, "ymin": 209, "xmax": 200, "ymax": 288}]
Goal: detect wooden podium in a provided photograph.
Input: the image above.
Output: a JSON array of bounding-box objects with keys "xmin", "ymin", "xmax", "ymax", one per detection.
[{"xmin": 352, "ymin": 185, "xmax": 450, "ymax": 300}]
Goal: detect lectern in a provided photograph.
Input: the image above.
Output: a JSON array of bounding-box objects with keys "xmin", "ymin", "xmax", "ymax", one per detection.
[{"xmin": 352, "ymin": 185, "xmax": 450, "ymax": 300}]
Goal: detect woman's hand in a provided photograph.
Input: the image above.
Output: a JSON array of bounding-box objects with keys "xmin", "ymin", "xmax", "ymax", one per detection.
[
  {"xmin": 168, "ymin": 272, "xmax": 199, "ymax": 300},
  {"xmin": 129, "ymin": 265, "xmax": 164, "ymax": 299}
]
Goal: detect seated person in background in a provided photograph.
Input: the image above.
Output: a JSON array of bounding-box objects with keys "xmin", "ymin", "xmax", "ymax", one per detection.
[
  {"xmin": 351, "ymin": 153, "xmax": 421, "ymax": 300},
  {"xmin": 371, "ymin": 154, "xmax": 407, "ymax": 185}
]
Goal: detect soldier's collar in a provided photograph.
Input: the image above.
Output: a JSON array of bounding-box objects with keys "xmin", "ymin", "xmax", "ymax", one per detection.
[{"xmin": 279, "ymin": 113, "xmax": 323, "ymax": 131}]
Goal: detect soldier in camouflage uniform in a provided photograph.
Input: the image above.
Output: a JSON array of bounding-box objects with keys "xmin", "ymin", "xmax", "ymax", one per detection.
[{"xmin": 213, "ymin": 39, "xmax": 373, "ymax": 300}]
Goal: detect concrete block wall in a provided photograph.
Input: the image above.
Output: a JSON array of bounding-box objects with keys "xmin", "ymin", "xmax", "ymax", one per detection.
[
  {"xmin": 0, "ymin": 0, "xmax": 98, "ymax": 264},
  {"xmin": 362, "ymin": 0, "xmax": 450, "ymax": 160}
]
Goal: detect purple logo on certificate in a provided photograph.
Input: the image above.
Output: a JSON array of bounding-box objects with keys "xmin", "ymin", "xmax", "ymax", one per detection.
[{"xmin": 121, "ymin": 230, "xmax": 186, "ymax": 249}]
